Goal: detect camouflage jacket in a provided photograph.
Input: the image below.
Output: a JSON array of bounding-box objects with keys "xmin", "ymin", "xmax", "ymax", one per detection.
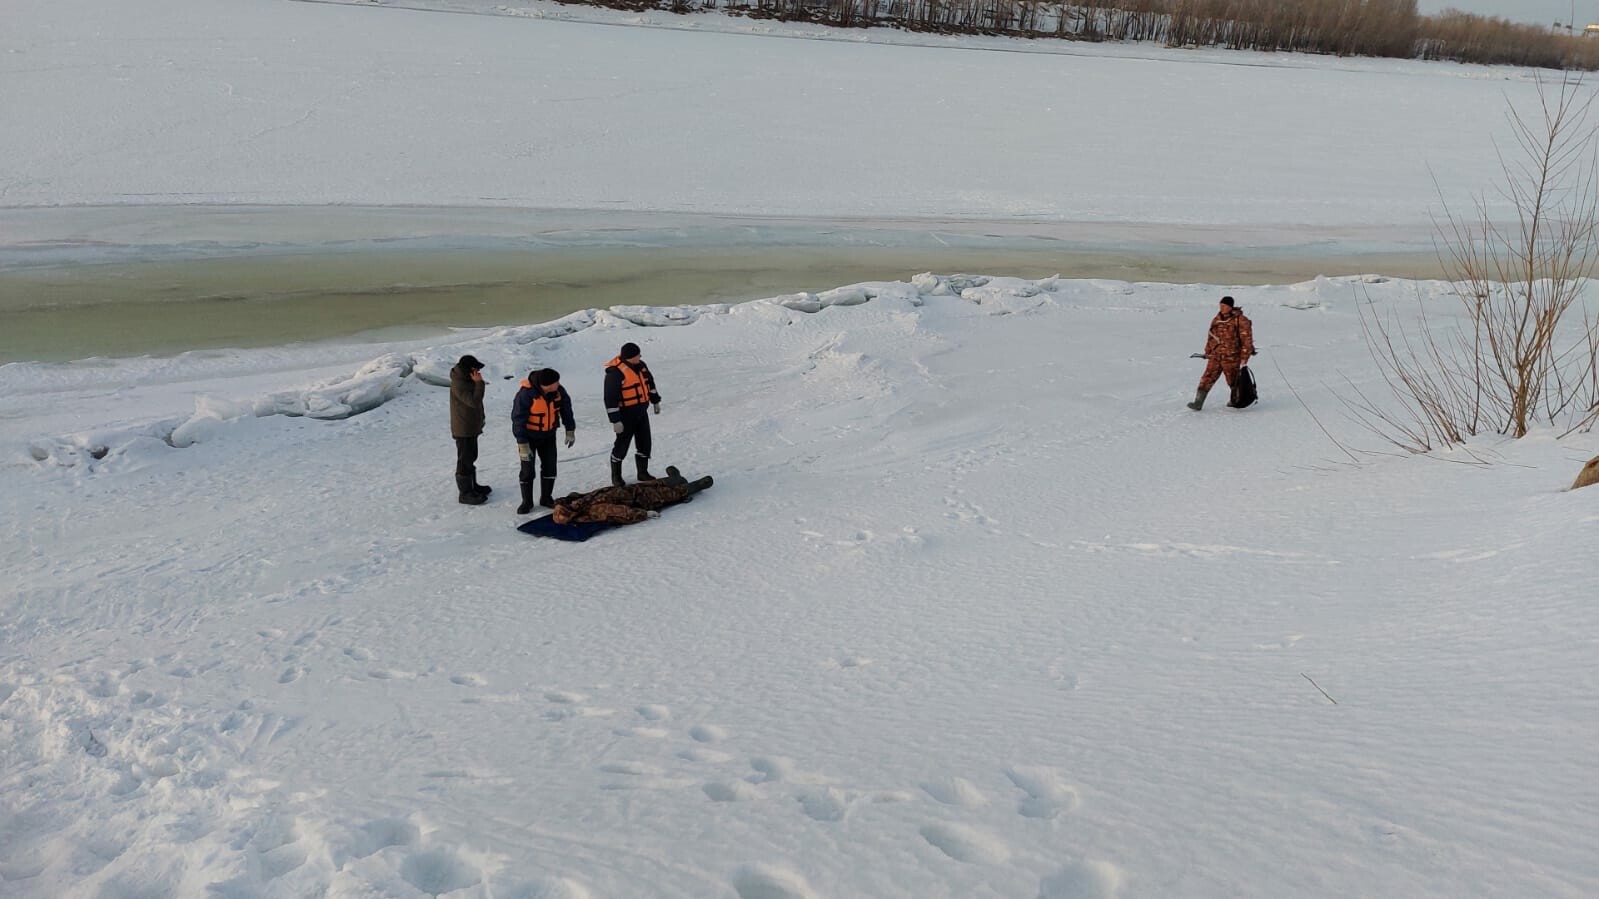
[
  {"xmin": 1203, "ymin": 309, "xmax": 1255, "ymax": 362},
  {"xmin": 552, "ymin": 481, "xmax": 692, "ymax": 526}
]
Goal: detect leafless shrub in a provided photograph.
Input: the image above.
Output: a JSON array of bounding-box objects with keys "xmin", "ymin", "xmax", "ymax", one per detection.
[{"xmin": 1346, "ymin": 75, "xmax": 1599, "ymax": 453}]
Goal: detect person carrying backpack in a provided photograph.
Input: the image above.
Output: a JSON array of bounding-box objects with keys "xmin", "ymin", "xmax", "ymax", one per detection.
[{"xmin": 1188, "ymin": 296, "xmax": 1256, "ymax": 411}]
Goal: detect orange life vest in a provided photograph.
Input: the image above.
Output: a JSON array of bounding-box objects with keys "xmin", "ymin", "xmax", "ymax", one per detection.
[
  {"xmin": 606, "ymin": 357, "xmax": 651, "ymax": 408},
  {"xmin": 521, "ymin": 380, "xmax": 564, "ymax": 433}
]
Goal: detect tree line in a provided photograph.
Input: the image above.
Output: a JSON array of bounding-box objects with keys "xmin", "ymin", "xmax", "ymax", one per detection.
[{"xmin": 561, "ymin": 0, "xmax": 1599, "ymax": 70}]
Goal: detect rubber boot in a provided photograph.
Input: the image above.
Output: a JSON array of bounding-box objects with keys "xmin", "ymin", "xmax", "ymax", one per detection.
[
  {"xmin": 516, "ymin": 479, "xmax": 535, "ymax": 515},
  {"xmin": 458, "ymin": 475, "xmax": 487, "ymax": 505},
  {"xmin": 473, "ymin": 480, "xmax": 492, "ymax": 497},
  {"xmin": 636, "ymin": 455, "xmax": 656, "ymax": 482},
  {"xmin": 682, "ymin": 475, "xmax": 713, "ymax": 497},
  {"xmin": 610, "ymin": 456, "xmax": 626, "ymax": 488},
  {"xmin": 539, "ymin": 476, "xmax": 557, "ymax": 509},
  {"xmin": 1187, "ymin": 387, "xmax": 1209, "ymax": 411}
]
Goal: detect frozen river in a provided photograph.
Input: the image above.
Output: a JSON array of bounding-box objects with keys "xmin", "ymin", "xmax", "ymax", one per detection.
[{"xmin": 0, "ymin": 206, "xmax": 1443, "ymax": 362}]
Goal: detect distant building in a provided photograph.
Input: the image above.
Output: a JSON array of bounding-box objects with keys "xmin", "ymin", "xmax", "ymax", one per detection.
[{"xmin": 1586, "ymin": 24, "xmax": 1599, "ymax": 37}]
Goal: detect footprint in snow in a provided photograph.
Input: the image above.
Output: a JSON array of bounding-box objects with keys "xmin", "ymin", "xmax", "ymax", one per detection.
[
  {"xmin": 599, "ymin": 761, "xmax": 663, "ymax": 777},
  {"xmin": 797, "ymin": 788, "xmax": 851, "ymax": 822},
  {"xmin": 245, "ymin": 814, "xmax": 309, "ymax": 881},
  {"xmin": 704, "ymin": 781, "xmax": 762, "ymax": 802},
  {"xmin": 348, "ymin": 817, "xmax": 421, "ymax": 859},
  {"xmin": 89, "ymin": 674, "xmax": 123, "ymax": 698},
  {"xmin": 343, "ymin": 647, "xmax": 373, "ymax": 662},
  {"xmin": 689, "ymin": 724, "xmax": 727, "ymax": 743},
  {"xmin": 450, "ymin": 673, "xmax": 487, "ymax": 687},
  {"xmin": 944, "ymin": 497, "xmax": 1000, "ymax": 530},
  {"xmin": 1046, "ymin": 659, "xmax": 1081, "ymax": 692},
  {"xmin": 731, "ymin": 864, "xmax": 822, "ymax": 899},
  {"xmin": 398, "ymin": 846, "xmax": 482, "ymax": 896},
  {"xmin": 921, "ymin": 776, "xmax": 988, "ymax": 807},
  {"xmin": 614, "ymin": 725, "xmax": 670, "ymax": 739},
  {"xmin": 1037, "ymin": 860, "xmax": 1126, "ymax": 898},
  {"xmin": 540, "ymin": 689, "xmax": 615, "ymax": 719},
  {"xmin": 920, "ymin": 822, "xmax": 1011, "ymax": 864},
  {"xmin": 544, "ymin": 706, "xmax": 615, "ymax": 721},
  {"xmin": 749, "ymin": 756, "xmax": 794, "ymax": 783},
  {"xmin": 1006, "ymin": 765, "xmax": 1081, "ymax": 820},
  {"xmin": 750, "ymin": 756, "xmax": 834, "ymax": 786},
  {"xmin": 278, "ymin": 666, "xmax": 304, "ymax": 684}
]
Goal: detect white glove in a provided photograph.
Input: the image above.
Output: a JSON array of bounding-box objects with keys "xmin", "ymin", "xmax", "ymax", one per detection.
[
  {"xmin": 652, "ymin": 402, "xmax": 661, "ymax": 415},
  {"xmin": 645, "ymin": 510, "xmax": 661, "ymax": 519},
  {"xmin": 612, "ymin": 421, "xmax": 624, "ymax": 435},
  {"xmin": 516, "ymin": 443, "xmax": 531, "ymax": 462},
  {"xmin": 564, "ymin": 429, "xmax": 575, "ymax": 448}
]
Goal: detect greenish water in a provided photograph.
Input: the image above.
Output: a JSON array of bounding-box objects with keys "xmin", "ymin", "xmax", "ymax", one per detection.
[{"xmin": 0, "ymin": 244, "xmax": 1445, "ymax": 363}]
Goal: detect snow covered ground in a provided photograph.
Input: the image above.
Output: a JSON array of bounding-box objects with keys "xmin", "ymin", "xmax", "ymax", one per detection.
[
  {"xmin": 4, "ymin": 1, "xmax": 1599, "ymax": 897},
  {"xmin": 3, "ymin": 273, "xmax": 1597, "ymax": 897}
]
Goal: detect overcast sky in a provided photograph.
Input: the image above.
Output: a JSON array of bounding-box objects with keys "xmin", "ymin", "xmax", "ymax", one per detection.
[{"xmin": 1419, "ymin": 0, "xmax": 1597, "ymax": 26}]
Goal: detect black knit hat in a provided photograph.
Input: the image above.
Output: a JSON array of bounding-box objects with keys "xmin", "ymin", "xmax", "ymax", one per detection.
[
  {"xmin": 620, "ymin": 342, "xmax": 641, "ymax": 360},
  {"xmin": 537, "ymin": 368, "xmax": 561, "ymax": 386},
  {"xmin": 458, "ymin": 354, "xmax": 484, "ymax": 371},
  {"xmin": 1220, "ymin": 296, "xmax": 1236, "ymax": 308}
]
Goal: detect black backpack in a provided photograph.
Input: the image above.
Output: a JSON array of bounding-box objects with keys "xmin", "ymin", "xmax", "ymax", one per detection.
[{"xmin": 1230, "ymin": 366, "xmax": 1258, "ymax": 409}]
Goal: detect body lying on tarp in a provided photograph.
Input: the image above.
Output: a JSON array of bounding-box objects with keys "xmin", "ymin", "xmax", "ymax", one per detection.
[{"xmin": 552, "ymin": 469, "xmax": 713, "ymax": 526}]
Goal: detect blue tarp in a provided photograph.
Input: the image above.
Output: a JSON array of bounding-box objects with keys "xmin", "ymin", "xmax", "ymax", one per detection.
[{"xmin": 515, "ymin": 515, "xmax": 618, "ymax": 542}]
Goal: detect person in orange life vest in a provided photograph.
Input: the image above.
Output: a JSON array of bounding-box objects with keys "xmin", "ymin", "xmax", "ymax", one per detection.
[
  {"xmin": 1188, "ymin": 296, "xmax": 1256, "ymax": 411},
  {"xmin": 603, "ymin": 342, "xmax": 662, "ymax": 487},
  {"xmin": 511, "ymin": 368, "xmax": 576, "ymax": 515}
]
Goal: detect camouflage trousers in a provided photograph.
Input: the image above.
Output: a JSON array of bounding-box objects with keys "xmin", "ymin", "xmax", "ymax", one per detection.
[{"xmin": 1198, "ymin": 355, "xmax": 1243, "ymax": 392}]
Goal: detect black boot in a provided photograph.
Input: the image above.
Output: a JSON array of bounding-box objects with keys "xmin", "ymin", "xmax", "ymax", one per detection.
[
  {"xmin": 1187, "ymin": 387, "xmax": 1209, "ymax": 411},
  {"xmin": 665, "ymin": 466, "xmax": 681, "ymax": 479},
  {"xmin": 516, "ymin": 479, "xmax": 535, "ymax": 515},
  {"xmin": 683, "ymin": 475, "xmax": 713, "ymax": 497},
  {"xmin": 610, "ymin": 456, "xmax": 626, "ymax": 488},
  {"xmin": 636, "ymin": 455, "xmax": 656, "ymax": 482},
  {"xmin": 539, "ymin": 476, "xmax": 557, "ymax": 509},
  {"xmin": 473, "ymin": 481, "xmax": 492, "ymax": 497},
  {"xmin": 458, "ymin": 475, "xmax": 487, "ymax": 506}
]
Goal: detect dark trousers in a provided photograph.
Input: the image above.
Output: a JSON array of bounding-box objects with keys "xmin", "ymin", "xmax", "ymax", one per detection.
[
  {"xmin": 454, "ymin": 436, "xmax": 479, "ymax": 487},
  {"xmin": 610, "ymin": 406, "xmax": 653, "ymax": 462},
  {"xmin": 520, "ymin": 434, "xmax": 558, "ymax": 497}
]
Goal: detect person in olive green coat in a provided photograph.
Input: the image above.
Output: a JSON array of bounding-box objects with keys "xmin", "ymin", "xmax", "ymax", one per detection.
[{"xmin": 449, "ymin": 354, "xmax": 489, "ymax": 505}]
